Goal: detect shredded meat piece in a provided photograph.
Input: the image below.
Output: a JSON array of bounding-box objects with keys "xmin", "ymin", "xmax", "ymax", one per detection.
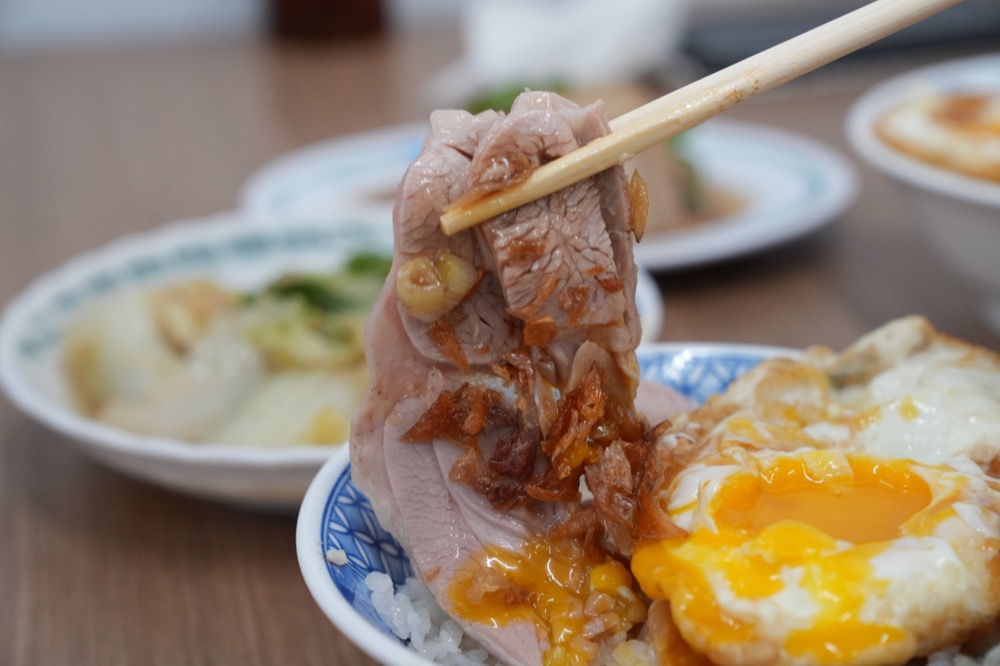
[
  {"xmin": 402, "ymin": 383, "xmax": 513, "ymax": 446},
  {"xmin": 449, "ymin": 447, "xmax": 526, "ymax": 510},
  {"xmin": 461, "ymin": 565, "xmax": 534, "ymax": 607},
  {"xmin": 427, "ymin": 310, "xmax": 471, "ymax": 374},
  {"xmin": 523, "ymin": 318, "xmax": 559, "ymax": 347},
  {"xmin": 490, "ymin": 423, "xmax": 540, "ymax": 480},
  {"xmin": 559, "ymin": 287, "xmax": 593, "ymax": 327},
  {"xmin": 420, "ymin": 357, "xmax": 673, "ymax": 553},
  {"xmin": 524, "ymin": 475, "xmax": 584, "ymax": 504},
  {"xmin": 635, "ymin": 450, "xmax": 687, "ymax": 542},
  {"xmin": 585, "ymin": 442, "xmax": 638, "ymax": 554},
  {"xmin": 542, "ymin": 365, "xmax": 607, "ymax": 481},
  {"xmin": 596, "ymin": 274, "xmax": 625, "ymax": 292},
  {"xmin": 549, "ymin": 507, "xmax": 605, "ymax": 557}
]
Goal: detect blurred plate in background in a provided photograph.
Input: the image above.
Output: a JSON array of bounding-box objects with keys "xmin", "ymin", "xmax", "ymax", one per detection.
[{"xmin": 240, "ymin": 118, "xmax": 856, "ymax": 272}]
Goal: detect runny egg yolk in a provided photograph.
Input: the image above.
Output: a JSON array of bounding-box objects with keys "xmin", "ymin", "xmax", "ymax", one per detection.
[
  {"xmin": 447, "ymin": 536, "xmax": 645, "ymax": 666},
  {"xmin": 715, "ymin": 453, "xmax": 932, "ymax": 544},
  {"xmin": 632, "ymin": 453, "xmax": 940, "ymax": 666}
]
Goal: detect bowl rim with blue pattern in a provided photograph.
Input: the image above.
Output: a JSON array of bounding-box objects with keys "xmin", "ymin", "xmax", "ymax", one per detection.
[
  {"xmin": 0, "ymin": 211, "xmax": 398, "ymax": 509},
  {"xmin": 296, "ymin": 341, "xmax": 795, "ymax": 664}
]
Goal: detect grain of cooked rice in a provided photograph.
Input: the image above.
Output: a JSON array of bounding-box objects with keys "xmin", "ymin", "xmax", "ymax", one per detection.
[
  {"xmin": 324, "ymin": 548, "xmax": 348, "ymax": 566},
  {"xmin": 928, "ymin": 644, "xmax": 1000, "ymax": 666},
  {"xmin": 365, "ymin": 572, "xmax": 495, "ymax": 665}
]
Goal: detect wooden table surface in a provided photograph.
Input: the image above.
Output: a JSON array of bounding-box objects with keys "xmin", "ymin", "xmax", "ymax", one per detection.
[{"xmin": 1, "ymin": 26, "xmax": 997, "ymax": 666}]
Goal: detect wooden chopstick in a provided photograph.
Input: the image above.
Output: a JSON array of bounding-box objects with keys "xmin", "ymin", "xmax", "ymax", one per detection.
[{"xmin": 439, "ymin": 0, "xmax": 964, "ymax": 236}]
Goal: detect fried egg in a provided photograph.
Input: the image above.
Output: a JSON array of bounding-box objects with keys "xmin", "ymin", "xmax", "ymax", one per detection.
[
  {"xmin": 633, "ymin": 317, "xmax": 1000, "ymax": 665},
  {"xmin": 876, "ymin": 90, "xmax": 1000, "ymax": 183},
  {"xmin": 678, "ymin": 316, "xmax": 1000, "ymax": 472},
  {"xmin": 632, "ymin": 447, "xmax": 1000, "ymax": 666}
]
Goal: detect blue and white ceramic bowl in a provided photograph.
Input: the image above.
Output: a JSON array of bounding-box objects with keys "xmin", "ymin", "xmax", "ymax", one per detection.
[{"xmin": 296, "ymin": 342, "xmax": 793, "ymax": 664}]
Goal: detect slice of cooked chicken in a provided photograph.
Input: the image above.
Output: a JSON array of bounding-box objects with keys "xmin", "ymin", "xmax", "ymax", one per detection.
[{"xmin": 351, "ymin": 91, "xmax": 690, "ymax": 665}]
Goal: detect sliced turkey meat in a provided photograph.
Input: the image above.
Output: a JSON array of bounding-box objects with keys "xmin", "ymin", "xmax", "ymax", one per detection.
[{"xmin": 350, "ymin": 91, "xmax": 687, "ymax": 665}]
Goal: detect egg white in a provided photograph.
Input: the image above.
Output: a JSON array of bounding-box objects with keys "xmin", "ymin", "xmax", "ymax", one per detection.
[
  {"xmin": 877, "ymin": 91, "xmax": 1000, "ymax": 181},
  {"xmin": 636, "ymin": 318, "xmax": 1000, "ymax": 666},
  {"xmin": 634, "ymin": 446, "xmax": 1000, "ymax": 666}
]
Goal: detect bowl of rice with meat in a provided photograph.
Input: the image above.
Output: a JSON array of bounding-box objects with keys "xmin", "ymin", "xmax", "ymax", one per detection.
[{"xmin": 298, "ymin": 90, "xmax": 1000, "ymax": 665}]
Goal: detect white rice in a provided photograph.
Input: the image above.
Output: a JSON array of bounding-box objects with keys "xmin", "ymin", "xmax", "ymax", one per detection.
[
  {"xmin": 324, "ymin": 547, "xmax": 348, "ymax": 566},
  {"xmin": 365, "ymin": 572, "xmax": 495, "ymax": 666},
  {"xmin": 365, "ymin": 572, "xmax": 999, "ymax": 666},
  {"xmin": 928, "ymin": 644, "xmax": 1000, "ymax": 666}
]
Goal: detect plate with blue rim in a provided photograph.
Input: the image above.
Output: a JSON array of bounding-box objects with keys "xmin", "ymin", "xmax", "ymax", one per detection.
[
  {"xmin": 295, "ymin": 342, "xmax": 794, "ymax": 664},
  {"xmin": 0, "ymin": 211, "xmax": 395, "ymax": 510},
  {"xmin": 240, "ymin": 118, "xmax": 857, "ymax": 272}
]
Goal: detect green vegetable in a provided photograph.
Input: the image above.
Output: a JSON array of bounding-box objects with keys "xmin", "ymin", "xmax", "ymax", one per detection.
[
  {"xmin": 664, "ymin": 134, "xmax": 707, "ymax": 214},
  {"xmin": 237, "ymin": 250, "xmax": 391, "ymax": 370},
  {"xmin": 346, "ymin": 251, "xmax": 392, "ymax": 278},
  {"xmin": 268, "ymin": 277, "xmax": 355, "ymax": 313}
]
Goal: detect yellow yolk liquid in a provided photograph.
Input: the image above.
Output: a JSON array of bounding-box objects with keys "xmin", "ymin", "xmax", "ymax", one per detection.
[
  {"xmin": 446, "ymin": 537, "xmax": 645, "ymax": 666},
  {"xmin": 715, "ymin": 454, "xmax": 932, "ymax": 543},
  {"xmin": 632, "ymin": 454, "xmax": 934, "ymax": 665}
]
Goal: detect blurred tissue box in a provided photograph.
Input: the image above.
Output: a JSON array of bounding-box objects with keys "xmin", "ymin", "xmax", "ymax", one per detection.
[{"xmin": 429, "ymin": 0, "xmax": 691, "ymax": 106}]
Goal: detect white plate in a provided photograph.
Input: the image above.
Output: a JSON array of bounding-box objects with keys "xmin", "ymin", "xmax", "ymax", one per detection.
[
  {"xmin": 0, "ymin": 210, "xmax": 663, "ymax": 510},
  {"xmin": 638, "ymin": 120, "xmax": 857, "ymax": 270},
  {"xmin": 241, "ymin": 122, "xmax": 427, "ymax": 217},
  {"xmin": 240, "ymin": 119, "xmax": 857, "ymax": 271},
  {"xmin": 845, "ymin": 52, "xmax": 1000, "ymax": 209},
  {"xmin": 296, "ymin": 342, "xmax": 794, "ymax": 665}
]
